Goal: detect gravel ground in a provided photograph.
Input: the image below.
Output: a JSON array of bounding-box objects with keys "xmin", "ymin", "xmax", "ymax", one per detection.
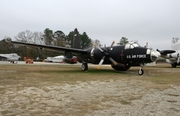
[{"xmin": 0, "ymin": 79, "xmax": 180, "ymax": 116}]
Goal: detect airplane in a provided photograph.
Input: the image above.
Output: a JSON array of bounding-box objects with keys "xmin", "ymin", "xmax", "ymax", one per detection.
[
  {"xmin": 166, "ymin": 51, "xmax": 180, "ymax": 68},
  {"xmin": 4, "ymin": 28, "xmax": 176, "ymax": 75},
  {"xmin": 161, "ymin": 38, "xmax": 180, "ymax": 68},
  {"xmin": 0, "ymin": 53, "xmax": 21, "ymax": 63},
  {"xmin": 4, "ymin": 37, "xmax": 163, "ymax": 75}
]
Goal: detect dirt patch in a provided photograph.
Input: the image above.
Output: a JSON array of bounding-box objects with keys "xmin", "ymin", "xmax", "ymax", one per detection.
[
  {"xmin": 0, "ymin": 79, "xmax": 180, "ymax": 116},
  {"xmin": 0, "ymin": 64, "xmax": 180, "ymax": 115}
]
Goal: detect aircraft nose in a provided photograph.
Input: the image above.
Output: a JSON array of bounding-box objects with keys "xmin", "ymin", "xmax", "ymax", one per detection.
[{"xmin": 150, "ymin": 50, "xmax": 161, "ymax": 62}]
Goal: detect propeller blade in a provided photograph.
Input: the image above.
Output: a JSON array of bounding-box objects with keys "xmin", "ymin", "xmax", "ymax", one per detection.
[
  {"xmin": 177, "ymin": 58, "xmax": 180, "ymax": 64},
  {"xmin": 109, "ymin": 57, "xmax": 118, "ymax": 66},
  {"xmin": 96, "ymin": 56, "xmax": 105, "ymax": 69},
  {"xmin": 99, "ymin": 56, "xmax": 105, "ymax": 66},
  {"xmin": 177, "ymin": 53, "xmax": 180, "ymax": 63},
  {"xmin": 145, "ymin": 42, "xmax": 148, "ymax": 48},
  {"xmin": 94, "ymin": 43, "xmax": 104, "ymax": 52},
  {"xmin": 95, "ymin": 41, "xmax": 118, "ymax": 68},
  {"xmin": 110, "ymin": 41, "xmax": 115, "ymax": 48}
]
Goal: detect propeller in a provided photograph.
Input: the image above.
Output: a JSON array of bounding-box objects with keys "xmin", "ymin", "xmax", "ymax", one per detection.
[
  {"xmin": 145, "ymin": 42, "xmax": 148, "ymax": 48},
  {"xmin": 94, "ymin": 41, "xmax": 117, "ymax": 69},
  {"xmin": 177, "ymin": 53, "xmax": 180, "ymax": 64}
]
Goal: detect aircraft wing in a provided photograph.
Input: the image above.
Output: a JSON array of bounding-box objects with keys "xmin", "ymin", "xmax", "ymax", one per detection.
[
  {"xmin": 4, "ymin": 38, "xmax": 88, "ymax": 56},
  {"xmin": 157, "ymin": 49, "xmax": 175, "ymax": 56},
  {"xmin": 0, "ymin": 55, "xmax": 7, "ymax": 59}
]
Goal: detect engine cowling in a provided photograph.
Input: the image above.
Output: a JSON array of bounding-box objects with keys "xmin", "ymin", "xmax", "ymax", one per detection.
[
  {"xmin": 111, "ymin": 63, "xmax": 131, "ymax": 71},
  {"xmin": 167, "ymin": 52, "xmax": 179, "ymax": 58}
]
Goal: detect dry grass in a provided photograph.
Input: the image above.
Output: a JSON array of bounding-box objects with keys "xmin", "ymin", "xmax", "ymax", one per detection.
[{"xmin": 0, "ymin": 63, "xmax": 180, "ymax": 87}]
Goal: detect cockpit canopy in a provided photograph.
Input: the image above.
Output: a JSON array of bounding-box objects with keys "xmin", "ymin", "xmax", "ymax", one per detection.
[{"xmin": 125, "ymin": 42, "xmax": 140, "ymax": 49}]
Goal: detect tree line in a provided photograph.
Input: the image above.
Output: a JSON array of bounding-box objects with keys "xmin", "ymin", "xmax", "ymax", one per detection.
[
  {"xmin": 0, "ymin": 28, "xmax": 100, "ymax": 60},
  {"xmin": 1, "ymin": 27, "xmax": 130, "ymax": 61}
]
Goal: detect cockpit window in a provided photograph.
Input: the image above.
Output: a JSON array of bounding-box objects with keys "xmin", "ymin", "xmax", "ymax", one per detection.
[{"xmin": 125, "ymin": 42, "xmax": 140, "ymax": 49}]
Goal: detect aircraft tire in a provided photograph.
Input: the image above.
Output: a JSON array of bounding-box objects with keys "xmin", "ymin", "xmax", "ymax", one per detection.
[
  {"xmin": 81, "ymin": 63, "xmax": 88, "ymax": 71},
  {"xmin": 138, "ymin": 69, "xmax": 144, "ymax": 75},
  {"xmin": 171, "ymin": 63, "xmax": 177, "ymax": 68}
]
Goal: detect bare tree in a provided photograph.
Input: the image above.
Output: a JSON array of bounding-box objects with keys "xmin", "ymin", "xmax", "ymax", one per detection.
[
  {"xmin": 15, "ymin": 30, "xmax": 33, "ymax": 43},
  {"xmin": 33, "ymin": 31, "xmax": 44, "ymax": 44},
  {"xmin": 172, "ymin": 37, "xmax": 179, "ymax": 44}
]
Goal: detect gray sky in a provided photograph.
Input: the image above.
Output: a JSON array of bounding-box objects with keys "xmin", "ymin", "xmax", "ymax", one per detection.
[{"xmin": 0, "ymin": 0, "xmax": 180, "ymax": 50}]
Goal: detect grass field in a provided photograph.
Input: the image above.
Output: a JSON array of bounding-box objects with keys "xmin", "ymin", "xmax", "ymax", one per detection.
[{"xmin": 0, "ymin": 63, "xmax": 179, "ymax": 88}]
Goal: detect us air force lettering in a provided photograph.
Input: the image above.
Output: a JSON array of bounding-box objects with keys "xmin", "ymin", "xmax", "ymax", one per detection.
[{"xmin": 127, "ymin": 54, "xmax": 146, "ymax": 59}]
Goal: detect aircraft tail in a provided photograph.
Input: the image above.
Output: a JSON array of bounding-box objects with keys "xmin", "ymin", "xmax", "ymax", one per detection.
[
  {"xmin": 73, "ymin": 28, "xmax": 81, "ymax": 49},
  {"xmin": 64, "ymin": 28, "xmax": 81, "ymax": 58}
]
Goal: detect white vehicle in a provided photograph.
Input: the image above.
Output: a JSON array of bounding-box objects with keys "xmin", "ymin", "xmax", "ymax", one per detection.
[
  {"xmin": 0, "ymin": 53, "xmax": 21, "ymax": 63},
  {"xmin": 45, "ymin": 55, "xmax": 64, "ymax": 63}
]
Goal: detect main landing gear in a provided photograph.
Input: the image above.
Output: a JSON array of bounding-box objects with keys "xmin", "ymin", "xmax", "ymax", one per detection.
[
  {"xmin": 81, "ymin": 63, "xmax": 88, "ymax": 71},
  {"xmin": 81, "ymin": 63, "xmax": 145, "ymax": 75},
  {"xmin": 171, "ymin": 63, "xmax": 177, "ymax": 68}
]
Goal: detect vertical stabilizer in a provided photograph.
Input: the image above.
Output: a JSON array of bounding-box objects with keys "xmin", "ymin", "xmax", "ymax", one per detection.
[{"xmin": 73, "ymin": 28, "xmax": 81, "ymax": 49}]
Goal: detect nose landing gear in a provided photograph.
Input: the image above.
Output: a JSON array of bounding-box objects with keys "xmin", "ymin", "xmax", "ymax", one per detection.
[
  {"xmin": 138, "ymin": 64, "xmax": 145, "ymax": 75},
  {"xmin": 138, "ymin": 67, "xmax": 144, "ymax": 75}
]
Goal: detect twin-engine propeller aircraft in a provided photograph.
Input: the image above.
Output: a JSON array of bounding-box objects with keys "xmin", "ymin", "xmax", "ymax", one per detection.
[
  {"xmin": 160, "ymin": 38, "xmax": 180, "ymax": 68},
  {"xmin": 165, "ymin": 51, "xmax": 180, "ymax": 68},
  {"xmin": 4, "ymin": 37, "xmax": 161, "ymax": 75}
]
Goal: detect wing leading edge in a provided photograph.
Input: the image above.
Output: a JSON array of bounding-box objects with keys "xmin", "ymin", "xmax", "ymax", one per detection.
[
  {"xmin": 4, "ymin": 38, "xmax": 88, "ymax": 56},
  {"xmin": 4, "ymin": 38, "xmax": 87, "ymax": 54}
]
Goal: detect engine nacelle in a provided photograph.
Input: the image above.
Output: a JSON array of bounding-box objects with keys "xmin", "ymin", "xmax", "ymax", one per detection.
[
  {"xmin": 167, "ymin": 53, "xmax": 179, "ymax": 58},
  {"xmin": 111, "ymin": 63, "xmax": 131, "ymax": 71}
]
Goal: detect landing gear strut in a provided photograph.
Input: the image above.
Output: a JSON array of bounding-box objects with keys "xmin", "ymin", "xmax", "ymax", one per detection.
[
  {"xmin": 138, "ymin": 64, "xmax": 145, "ymax": 75},
  {"xmin": 138, "ymin": 67, "xmax": 144, "ymax": 75},
  {"xmin": 81, "ymin": 63, "xmax": 88, "ymax": 71}
]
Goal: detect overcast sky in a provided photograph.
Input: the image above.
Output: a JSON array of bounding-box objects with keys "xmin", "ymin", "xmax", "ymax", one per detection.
[{"xmin": 0, "ymin": 0, "xmax": 180, "ymax": 50}]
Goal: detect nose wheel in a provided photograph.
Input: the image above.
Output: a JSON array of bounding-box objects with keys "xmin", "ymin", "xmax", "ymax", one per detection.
[
  {"xmin": 138, "ymin": 67, "xmax": 144, "ymax": 75},
  {"xmin": 138, "ymin": 64, "xmax": 145, "ymax": 75}
]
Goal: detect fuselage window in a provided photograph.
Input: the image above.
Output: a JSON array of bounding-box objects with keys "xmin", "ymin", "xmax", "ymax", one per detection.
[{"xmin": 125, "ymin": 43, "xmax": 140, "ymax": 49}]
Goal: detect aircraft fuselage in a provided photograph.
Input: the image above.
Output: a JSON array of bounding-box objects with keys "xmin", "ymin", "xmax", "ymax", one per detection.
[{"xmin": 78, "ymin": 46, "xmax": 153, "ymax": 65}]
